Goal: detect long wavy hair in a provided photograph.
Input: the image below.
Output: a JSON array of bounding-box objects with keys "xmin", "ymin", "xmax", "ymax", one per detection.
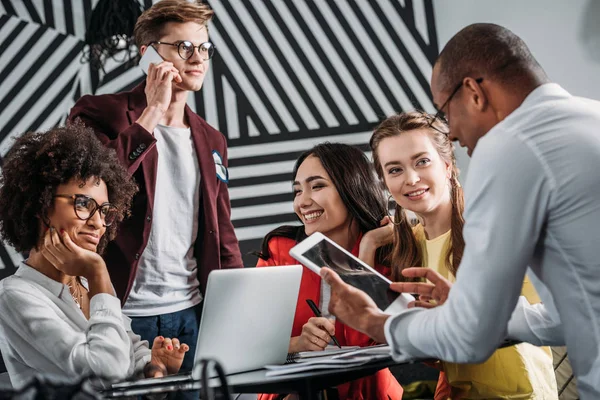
[
  {"xmin": 256, "ymin": 142, "xmax": 390, "ymax": 265},
  {"xmin": 370, "ymin": 112, "xmax": 465, "ymax": 280}
]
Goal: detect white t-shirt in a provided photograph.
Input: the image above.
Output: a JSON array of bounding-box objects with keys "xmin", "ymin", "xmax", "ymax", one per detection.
[
  {"xmin": 123, "ymin": 124, "xmax": 202, "ymax": 316},
  {"xmin": 384, "ymin": 84, "xmax": 600, "ymax": 399}
]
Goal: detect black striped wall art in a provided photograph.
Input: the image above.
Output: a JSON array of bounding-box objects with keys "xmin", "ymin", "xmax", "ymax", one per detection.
[{"xmin": 0, "ymin": 0, "xmax": 438, "ymax": 277}]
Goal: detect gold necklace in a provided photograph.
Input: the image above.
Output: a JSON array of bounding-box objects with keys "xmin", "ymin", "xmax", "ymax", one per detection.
[{"xmin": 67, "ymin": 277, "xmax": 83, "ymax": 309}]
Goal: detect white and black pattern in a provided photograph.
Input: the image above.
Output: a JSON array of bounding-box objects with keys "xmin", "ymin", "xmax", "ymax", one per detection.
[{"xmin": 0, "ymin": 0, "xmax": 438, "ymax": 276}]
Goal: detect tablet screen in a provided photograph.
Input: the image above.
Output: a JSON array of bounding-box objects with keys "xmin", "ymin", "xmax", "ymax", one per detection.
[{"xmin": 298, "ymin": 238, "xmax": 400, "ymax": 310}]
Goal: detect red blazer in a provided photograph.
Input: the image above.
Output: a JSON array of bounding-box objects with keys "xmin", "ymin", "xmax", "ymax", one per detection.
[
  {"xmin": 256, "ymin": 236, "xmax": 403, "ymax": 400},
  {"xmin": 67, "ymin": 82, "xmax": 243, "ymax": 303}
]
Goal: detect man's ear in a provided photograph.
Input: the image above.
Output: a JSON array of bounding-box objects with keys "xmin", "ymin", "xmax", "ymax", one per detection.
[
  {"xmin": 464, "ymin": 77, "xmax": 488, "ymax": 112},
  {"xmin": 139, "ymin": 45, "xmax": 148, "ymax": 56}
]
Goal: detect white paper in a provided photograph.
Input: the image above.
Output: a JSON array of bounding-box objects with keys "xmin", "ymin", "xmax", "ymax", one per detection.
[{"xmin": 265, "ymin": 345, "xmax": 393, "ymax": 376}]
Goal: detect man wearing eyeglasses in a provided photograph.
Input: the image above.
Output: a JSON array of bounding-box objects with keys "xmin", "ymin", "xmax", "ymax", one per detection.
[
  {"xmin": 322, "ymin": 23, "xmax": 600, "ymax": 398},
  {"xmin": 67, "ymin": 1, "xmax": 242, "ymax": 389}
]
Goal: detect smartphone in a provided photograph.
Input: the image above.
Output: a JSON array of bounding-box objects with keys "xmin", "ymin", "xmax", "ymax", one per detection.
[
  {"xmin": 139, "ymin": 45, "xmax": 164, "ymax": 75},
  {"xmin": 289, "ymin": 232, "xmax": 414, "ymax": 314}
]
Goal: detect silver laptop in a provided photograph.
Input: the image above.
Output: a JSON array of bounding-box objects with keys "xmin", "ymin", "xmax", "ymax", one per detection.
[{"xmin": 112, "ymin": 265, "xmax": 302, "ymax": 388}]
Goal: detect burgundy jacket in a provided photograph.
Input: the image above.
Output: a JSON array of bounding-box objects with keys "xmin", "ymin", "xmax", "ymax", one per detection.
[{"xmin": 68, "ymin": 82, "xmax": 243, "ymax": 304}]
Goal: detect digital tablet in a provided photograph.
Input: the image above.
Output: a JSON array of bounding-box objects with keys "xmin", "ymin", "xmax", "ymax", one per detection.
[{"xmin": 289, "ymin": 232, "xmax": 414, "ymax": 314}]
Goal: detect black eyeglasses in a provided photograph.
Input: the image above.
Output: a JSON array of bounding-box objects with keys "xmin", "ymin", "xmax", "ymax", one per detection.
[
  {"xmin": 418, "ymin": 111, "xmax": 449, "ymax": 135},
  {"xmin": 54, "ymin": 194, "xmax": 118, "ymax": 227},
  {"xmin": 429, "ymin": 77, "xmax": 484, "ymax": 133},
  {"xmin": 150, "ymin": 41, "xmax": 215, "ymax": 61}
]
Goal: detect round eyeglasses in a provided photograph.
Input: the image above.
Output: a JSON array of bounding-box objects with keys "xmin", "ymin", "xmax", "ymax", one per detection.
[
  {"xmin": 54, "ymin": 194, "xmax": 118, "ymax": 227},
  {"xmin": 149, "ymin": 41, "xmax": 215, "ymax": 61}
]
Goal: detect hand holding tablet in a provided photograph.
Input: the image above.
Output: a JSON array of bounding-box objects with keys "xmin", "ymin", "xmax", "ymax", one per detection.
[{"xmin": 289, "ymin": 232, "xmax": 414, "ymax": 314}]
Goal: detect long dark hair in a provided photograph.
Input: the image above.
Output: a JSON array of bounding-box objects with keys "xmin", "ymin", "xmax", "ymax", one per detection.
[
  {"xmin": 370, "ymin": 112, "xmax": 464, "ymax": 280},
  {"xmin": 256, "ymin": 142, "xmax": 390, "ymax": 265}
]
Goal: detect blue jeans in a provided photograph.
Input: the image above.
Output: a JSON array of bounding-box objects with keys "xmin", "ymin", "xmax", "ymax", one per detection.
[{"xmin": 130, "ymin": 303, "xmax": 202, "ymax": 399}]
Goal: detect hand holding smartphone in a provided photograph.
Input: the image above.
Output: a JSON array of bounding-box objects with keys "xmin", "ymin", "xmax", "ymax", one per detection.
[{"xmin": 136, "ymin": 45, "xmax": 183, "ymax": 131}]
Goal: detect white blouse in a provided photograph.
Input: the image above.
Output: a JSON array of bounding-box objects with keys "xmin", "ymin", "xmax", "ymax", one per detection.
[{"xmin": 0, "ymin": 263, "xmax": 151, "ymax": 388}]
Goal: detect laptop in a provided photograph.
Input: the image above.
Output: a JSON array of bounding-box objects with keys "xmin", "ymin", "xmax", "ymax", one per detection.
[{"xmin": 112, "ymin": 265, "xmax": 302, "ymax": 388}]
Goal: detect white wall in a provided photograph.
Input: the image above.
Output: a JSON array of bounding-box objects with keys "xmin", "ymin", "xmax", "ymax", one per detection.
[{"xmin": 433, "ymin": 0, "xmax": 600, "ymax": 180}]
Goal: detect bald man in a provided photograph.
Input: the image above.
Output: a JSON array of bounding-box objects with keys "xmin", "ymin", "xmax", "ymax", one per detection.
[{"xmin": 321, "ymin": 23, "xmax": 600, "ymax": 398}]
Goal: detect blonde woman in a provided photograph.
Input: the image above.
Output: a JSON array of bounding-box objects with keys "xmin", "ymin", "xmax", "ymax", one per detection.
[{"xmin": 368, "ymin": 111, "xmax": 557, "ymax": 399}]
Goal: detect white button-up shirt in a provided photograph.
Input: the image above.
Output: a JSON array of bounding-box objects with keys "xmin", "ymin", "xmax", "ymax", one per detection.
[
  {"xmin": 384, "ymin": 84, "xmax": 600, "ymax": 399},
  {"xmin": 0, "ymin": 264, "xmax": 151, "ymax": 388}
]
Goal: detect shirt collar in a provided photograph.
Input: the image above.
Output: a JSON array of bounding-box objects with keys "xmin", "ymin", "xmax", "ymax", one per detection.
[
  {"xmin": 516, "ymin": 83, "xmax": 571, "ymax": 113},
  {"xmin": 15, "ymin": 262, "xmax": 69, "ymax": 299},
  {"xmin": 485, "ymin": 83, "xmax": 570, "ymax": 139}
]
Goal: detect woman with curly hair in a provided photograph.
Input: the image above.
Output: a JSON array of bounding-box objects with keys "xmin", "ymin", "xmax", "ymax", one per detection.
[{"xmin": 0, "ymin": 124, "xmax": 189, "ymax": 388}]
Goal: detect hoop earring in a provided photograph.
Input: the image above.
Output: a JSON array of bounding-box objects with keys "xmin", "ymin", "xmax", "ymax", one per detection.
[{"xmin": 387, "ymin": 195, "xmax": 402, "ymax": 226}]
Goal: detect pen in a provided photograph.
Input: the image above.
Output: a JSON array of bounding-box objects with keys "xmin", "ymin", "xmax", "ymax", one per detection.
[{"xmin": 305, "ymin": 299, "xmax": 342, "ymax": 349}]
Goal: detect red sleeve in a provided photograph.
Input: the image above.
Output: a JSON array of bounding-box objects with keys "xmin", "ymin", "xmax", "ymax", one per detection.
[{"xmin": 67, "ymin": 95, "xmax": 156, "ymax": 176}]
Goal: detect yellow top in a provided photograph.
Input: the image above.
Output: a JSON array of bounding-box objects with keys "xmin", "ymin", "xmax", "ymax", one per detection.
[{"xmin": 413, "ymin": 224, "xmax": 558, "ymax": 399}]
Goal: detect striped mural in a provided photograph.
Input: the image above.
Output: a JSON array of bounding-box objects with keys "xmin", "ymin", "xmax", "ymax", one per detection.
[{"xmin": 0, "ymin": 0, "xmax": 439, "ymax": 276}]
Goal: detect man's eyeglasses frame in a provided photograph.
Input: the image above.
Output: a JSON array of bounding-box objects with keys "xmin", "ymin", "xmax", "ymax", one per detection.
[
  {"xmin": 149, "ymin": 41, "xmax": 216, "ymax": 61},
  {"xmin": 428, "ymin": 77, "xmax": 484, "ymax": 135}
]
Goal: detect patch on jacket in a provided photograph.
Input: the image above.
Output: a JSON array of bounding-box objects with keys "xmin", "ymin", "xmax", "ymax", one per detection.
[{"xmin": 212, "ymin": 150, "xmax": 229, "ymax": 183}]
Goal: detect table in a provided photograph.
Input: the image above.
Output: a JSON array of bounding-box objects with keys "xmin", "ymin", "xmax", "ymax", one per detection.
[{"xmin": 104, "ymin": 356, "xmax": 408, "ymax": 399}]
